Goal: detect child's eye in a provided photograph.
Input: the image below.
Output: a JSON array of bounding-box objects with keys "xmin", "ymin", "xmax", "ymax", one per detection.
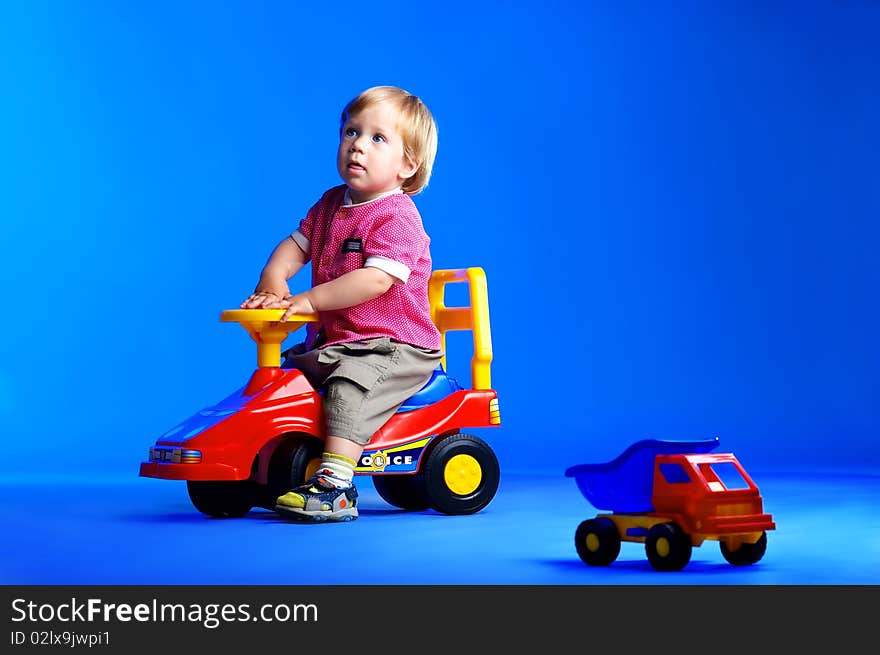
[
  {"xmin": 345, "ymin": 128, "xmax": 358, "ymax": 138},
  {"xmin": 372, "ymin": 134, "xmax": 386, "ymax": 143}
]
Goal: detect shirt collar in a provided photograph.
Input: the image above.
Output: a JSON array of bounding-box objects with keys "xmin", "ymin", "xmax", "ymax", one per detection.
[{"xmin": 342, "ymin": 187, "xmax": 403, "ymax": 207}]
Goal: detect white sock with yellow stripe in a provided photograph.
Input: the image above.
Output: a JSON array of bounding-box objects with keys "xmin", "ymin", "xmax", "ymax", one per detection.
[{"xmin": 316, "ymin": 452, "xmax": 356, "ymax": 489}]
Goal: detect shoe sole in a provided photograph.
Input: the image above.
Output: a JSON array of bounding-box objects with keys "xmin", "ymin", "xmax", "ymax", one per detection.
[{"xmin": 274, "ymin": 504, "xmax": 358, "ymax": 522}]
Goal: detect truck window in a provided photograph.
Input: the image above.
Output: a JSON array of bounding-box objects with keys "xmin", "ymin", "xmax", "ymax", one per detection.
[
  {"xmin": 658, "ymin": 463, "xmax": 690, "ymax": 484},
  {"xmin": 699, "ymin": 462, "xmax": 750, "ymax": 491}
]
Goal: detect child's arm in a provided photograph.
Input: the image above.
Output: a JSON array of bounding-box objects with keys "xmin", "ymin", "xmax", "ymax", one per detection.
[
  {"xmin": 240, "ymin": 237, "xmax": 308, "ymax": 308},
  {"xmin": 265, "ymin": 267, "xmax": 396, "ymax": 321}
]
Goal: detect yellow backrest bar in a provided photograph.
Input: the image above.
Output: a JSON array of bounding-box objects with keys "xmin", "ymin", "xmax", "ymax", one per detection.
[{"xmin": 428, "ymin": 267, "xmax": 493, "ymax": 390}]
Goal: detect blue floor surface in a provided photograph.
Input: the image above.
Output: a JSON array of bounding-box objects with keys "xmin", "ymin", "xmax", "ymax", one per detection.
[{"xmin": 2, "ymin": 471, "xmax": 879, "ymax": 585}]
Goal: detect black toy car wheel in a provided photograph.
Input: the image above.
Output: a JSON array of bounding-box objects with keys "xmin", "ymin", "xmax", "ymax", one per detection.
[
  {"xmin": 422, "ymin": 433, "xmax": 500, "ymax": 515},
  {"xmin": 373, "ymin": 474, "xmax": 431, "ymax": 511},
  {"xmin": 645, "ymin": 522, "xmax": 693, "ymax": 571},
  {"xmin": 720, "ymin": 532, "xmax": 768, "ymax": 566},
  {"xmin": 574, "ymin": 517, "xmax": 621, "ymax": 566},
  {"xmin": 187, "ymin": 480, "xmax": 256, "ymax": 518},
  {"xmin": 261, "ymin": 435, "xmax": 324, "ymax": 509}
]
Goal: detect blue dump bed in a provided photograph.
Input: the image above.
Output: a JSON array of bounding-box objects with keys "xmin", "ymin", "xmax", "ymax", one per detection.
[{"xmin": 564, "ymin": 437, "xmax": 720, "ymax": 513}]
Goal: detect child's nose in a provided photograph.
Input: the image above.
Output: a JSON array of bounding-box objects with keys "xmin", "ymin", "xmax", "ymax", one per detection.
[{"xmin": 350, "ymin": 135, "xmax": 367, "ymax": 152}]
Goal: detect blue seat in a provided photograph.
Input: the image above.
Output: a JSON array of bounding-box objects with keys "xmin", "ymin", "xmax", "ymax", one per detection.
[{"xmin": 397, "ymin": 365, "xmax": 463, "ymax": 412}]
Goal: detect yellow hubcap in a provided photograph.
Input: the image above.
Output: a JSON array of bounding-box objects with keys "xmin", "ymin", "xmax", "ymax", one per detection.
[
  {"xmin": 444, "ymin": 454, "xmax": 482, "ymax": 495},
  {"xmin": 656, "ymin": 537, "xmax": 671, "ymax": 557},
  {"xmin": 585, "ymin": 533, "xmax": 600, "ymax": 552}
]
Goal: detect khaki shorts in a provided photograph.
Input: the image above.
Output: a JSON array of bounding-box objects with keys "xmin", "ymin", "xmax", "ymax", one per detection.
[{"xmin": 283, "ymin": 337, "xmax": 444, "ymax": 445}]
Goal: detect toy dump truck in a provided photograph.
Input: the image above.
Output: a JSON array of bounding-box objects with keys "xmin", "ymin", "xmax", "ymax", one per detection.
[{"xmin": 565, "ymin": 438, "xmax": 776, "ymax": 571}]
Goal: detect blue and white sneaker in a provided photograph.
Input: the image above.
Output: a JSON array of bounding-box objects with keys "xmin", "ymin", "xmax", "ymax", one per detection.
[{"xmin": 275, "ymin": 472, "xmax": 358, "ymax": 522}]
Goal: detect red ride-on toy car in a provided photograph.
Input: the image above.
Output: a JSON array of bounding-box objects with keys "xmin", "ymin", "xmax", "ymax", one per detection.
[
  {"xmin": 566, "ymin": 438, "xmax": 776, "ymax": 571},
  {"xmin": 139, "ymin": 267, "xmax": 502, "ymax": 518}
]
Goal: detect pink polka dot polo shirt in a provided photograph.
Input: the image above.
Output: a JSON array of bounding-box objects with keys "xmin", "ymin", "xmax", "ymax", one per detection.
[{"xmin": 291, "ymin": 185, "xmax": 442, "ymax": 351}]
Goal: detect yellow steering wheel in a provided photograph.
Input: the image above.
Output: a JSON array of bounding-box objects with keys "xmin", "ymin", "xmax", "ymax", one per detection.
[{"xmin": 220, "ymin": 309, "xmax": 318, "ymax": 368}]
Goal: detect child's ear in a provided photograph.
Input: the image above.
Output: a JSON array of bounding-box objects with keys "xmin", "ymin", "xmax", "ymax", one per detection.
[{"xmin": 400, "ymin": 156, "xmax": 419, "ymax": 180}]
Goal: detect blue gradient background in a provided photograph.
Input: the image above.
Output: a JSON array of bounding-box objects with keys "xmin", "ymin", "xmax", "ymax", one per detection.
[{"xmin": 1, "ymin": 0, "xmax": 878, "ymax": 480}]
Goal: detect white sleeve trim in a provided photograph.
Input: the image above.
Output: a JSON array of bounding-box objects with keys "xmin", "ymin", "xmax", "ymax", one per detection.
[
  {"xmin": 290, "ymin": 230, "xmax": 310, "ymax": 255},
  {"xmin": 365, "ymin": 255, "xmax": 411, "ymax": 284}
]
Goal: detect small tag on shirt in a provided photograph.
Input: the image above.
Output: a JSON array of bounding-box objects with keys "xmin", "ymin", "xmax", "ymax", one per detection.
[{"xmin": 342, "ymin": 238, "xmax": 363, "ymax": 253}]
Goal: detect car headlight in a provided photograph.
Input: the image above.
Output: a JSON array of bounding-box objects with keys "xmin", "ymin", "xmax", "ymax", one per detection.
[{"xmin": 149, "ymin": 447, "xmax": 202, "ymax": 464}]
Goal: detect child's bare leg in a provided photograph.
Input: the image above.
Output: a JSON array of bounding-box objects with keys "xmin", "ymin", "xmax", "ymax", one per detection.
[{"xmin": 324, "ymin": 436, "xmax": 364, "ymax": 465}]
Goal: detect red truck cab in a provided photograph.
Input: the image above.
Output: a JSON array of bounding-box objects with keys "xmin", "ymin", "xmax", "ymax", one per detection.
[{"xmin": 651, "ymin": 452, "xmax": 776, "ymax": 551}]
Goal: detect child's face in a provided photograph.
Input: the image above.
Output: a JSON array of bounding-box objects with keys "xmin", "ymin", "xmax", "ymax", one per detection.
[{"xmin": 337, "ymin": 100, "xmax": 417, "ymax": 203}]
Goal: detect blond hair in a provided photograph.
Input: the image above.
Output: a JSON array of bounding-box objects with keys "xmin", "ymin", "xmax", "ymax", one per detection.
[{"xmin": 340, "ymin": 86, "xmax": 438, "ymax": 195}]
